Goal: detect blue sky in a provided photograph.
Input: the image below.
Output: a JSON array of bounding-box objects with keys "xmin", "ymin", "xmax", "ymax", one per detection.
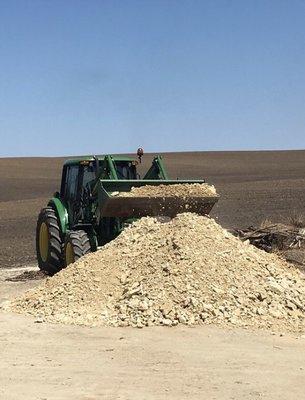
[{"xmin": 1, "ymin": 0, "xmax": 305, "ymax": 156}]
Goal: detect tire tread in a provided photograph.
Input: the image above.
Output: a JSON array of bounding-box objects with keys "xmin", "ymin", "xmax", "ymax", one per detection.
[{"xmin": 36, "ymin": 206, "xmax": 63, "ymax": 274}]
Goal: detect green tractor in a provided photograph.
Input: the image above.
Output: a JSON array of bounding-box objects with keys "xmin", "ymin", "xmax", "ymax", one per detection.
[{"xmin": 36, "ymin": 149, "xmax": 218, "ymax": 274}]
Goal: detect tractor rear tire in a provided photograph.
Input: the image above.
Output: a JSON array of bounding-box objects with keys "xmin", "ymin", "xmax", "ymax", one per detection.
[
  {"xmin": 36, "ymin": 207, "xmax": 63, "ymax": 275},
  {"xmin": 64, "ymin": 230, "xmax": 91, "ymax": 267}
]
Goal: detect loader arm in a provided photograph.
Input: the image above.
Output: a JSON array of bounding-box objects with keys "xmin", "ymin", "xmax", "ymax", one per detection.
[{"xmin": 143, "ymin": 156, "xmax": 169, "ymax": 180}]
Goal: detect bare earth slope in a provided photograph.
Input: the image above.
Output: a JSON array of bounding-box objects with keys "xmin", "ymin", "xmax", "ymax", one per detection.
[{"xmin": 1, "ymin": 150, "xmax": 305, "ymax": 268}]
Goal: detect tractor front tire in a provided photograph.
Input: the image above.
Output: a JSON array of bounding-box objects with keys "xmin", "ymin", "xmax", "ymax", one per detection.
[
  {"xmin": 64, "ymin": 230, "xmax": 91, "ymax": 267},
  {"xmin": 36, "ymin": 207, "xmax": 63, "ymax": 275}
]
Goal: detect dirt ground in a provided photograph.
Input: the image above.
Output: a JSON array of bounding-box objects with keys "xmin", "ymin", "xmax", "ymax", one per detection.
[
  {"xmin": 1, "ymin": 151, "xmax": 305, "ymax": 399},
  {"xmin": 1, "ymin": 266, "xmax": 305, "ymax": 400},
  {"xmin": 1, "ymin": 150, "xmax": 305, "ymax": 268}
]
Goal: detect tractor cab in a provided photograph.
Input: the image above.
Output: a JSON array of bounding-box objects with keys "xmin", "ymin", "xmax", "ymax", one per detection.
[
  {"xmin": 60, "ymin": 156, "xmax": 137, "ymax": 192},
  {"xmin": 58, "ymin": 155, "xmax": 139, "ymax": 226},
  {"xmin": 59, "ymin": 150, "xmax": 168, "ymax": 208}
]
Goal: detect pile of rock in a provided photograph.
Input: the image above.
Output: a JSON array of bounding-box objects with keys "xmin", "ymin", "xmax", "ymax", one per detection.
[
  {"xmin": 7, "ymin": 213, "xmax": 305, "ymax": 332},
  {"xmin": 116, "ymin": 183, "xmax": 218, "ymax": 197}
]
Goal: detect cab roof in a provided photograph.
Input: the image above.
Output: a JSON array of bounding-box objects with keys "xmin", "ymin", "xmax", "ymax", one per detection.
[{"xmin": 63, "ymin": 155, "xmax": 136, "ymax": 167}]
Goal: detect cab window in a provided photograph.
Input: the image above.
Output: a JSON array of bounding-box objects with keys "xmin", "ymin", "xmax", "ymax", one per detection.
[
  {"xmin": 114, "ymin": 162, "xmax": 136, "ymax": 179},
  {"xmin": 82, "ymin": 165, "xmax": 96, "ymax": 189},
  {"xmin": 65, "ymin": 165, "xmax": 79, "ymax": 201}
]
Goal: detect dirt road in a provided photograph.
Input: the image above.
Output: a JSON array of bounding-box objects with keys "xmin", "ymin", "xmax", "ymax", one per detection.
[{"xmin": 1, "ymin": 267, "xmax": 305, "ymax": 400}]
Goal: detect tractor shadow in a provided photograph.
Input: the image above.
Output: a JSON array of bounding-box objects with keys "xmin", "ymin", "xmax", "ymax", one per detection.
[{"xmin": 5, "ymin": 269, "xmax": 47, "ymax": 282}]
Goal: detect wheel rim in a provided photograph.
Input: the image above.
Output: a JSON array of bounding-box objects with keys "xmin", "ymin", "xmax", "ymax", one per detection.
[
  {"xmin": 65, "ymin": 242, "xmax": 75, "ymax": 266},
  {"xmin": 39, "ymin": 222, "xmax": 49, "ymax": 262}
]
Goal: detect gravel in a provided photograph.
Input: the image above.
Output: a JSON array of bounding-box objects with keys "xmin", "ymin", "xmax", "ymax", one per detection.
[
  {"xmin": 6, "ymin": 213, "xmax": 305, "ymax": 333},
  {"xmin": 115, "ymin": 183, "xmax": 218, "ymax": 197}
]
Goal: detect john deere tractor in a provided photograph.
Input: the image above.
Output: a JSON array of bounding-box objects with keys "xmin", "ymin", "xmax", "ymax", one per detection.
[{"xmin": 36, "ymin": 149, "xmax": 218, "ymax": 274}]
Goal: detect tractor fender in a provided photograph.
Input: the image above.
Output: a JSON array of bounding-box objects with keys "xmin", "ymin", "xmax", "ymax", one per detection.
[{"xmin": 48, "ymin": 197, "xmax": 69, "ymax": 234}]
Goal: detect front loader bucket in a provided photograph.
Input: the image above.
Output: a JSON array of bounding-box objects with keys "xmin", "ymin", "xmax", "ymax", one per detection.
[{"xmin": 97, "ymin": 180, "xmax": 219, "ymax": 218}]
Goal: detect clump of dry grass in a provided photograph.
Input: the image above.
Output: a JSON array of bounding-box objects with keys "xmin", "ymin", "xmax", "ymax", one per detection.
[
  {"xmin": 259, "ymin": 218, "xmax": 274, "ymax": 229},
  {"xmin": 288, "ymin": 212, "xmax": 305, "ymax": 228}
]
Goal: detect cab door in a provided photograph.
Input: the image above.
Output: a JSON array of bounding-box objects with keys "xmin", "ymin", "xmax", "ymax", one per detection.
[{"xmin": 61, "ymin": 164, "xmax": 80, "ymax": 226}]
